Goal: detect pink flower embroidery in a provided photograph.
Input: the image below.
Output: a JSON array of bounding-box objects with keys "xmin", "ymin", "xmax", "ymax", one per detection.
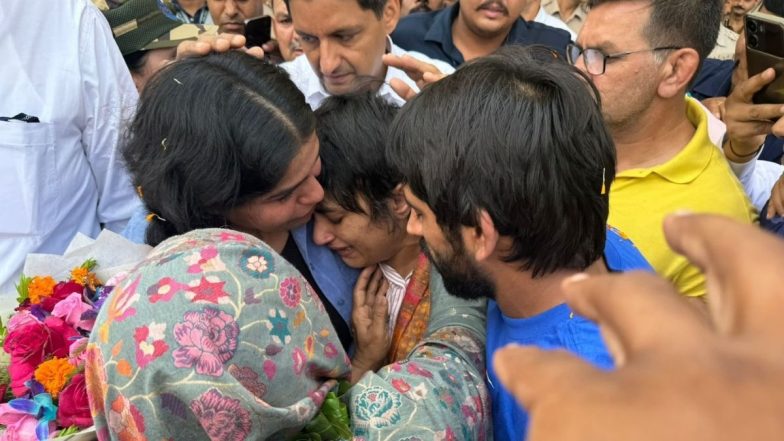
[
  {"xmin": 228, "ymin": 365, "xmax": 267, "ymax": 399},
  {"xmin": 147, "ymin": 277, "xmax": 188, "ymax": 303},
  {"xmin": 185, "ymin": 276, "xmax": 229, "ymax": 304},
  {"xmin": 324, "ymin": 343, "xmax": 338, "ymax": 359},
  {"xmin": 279, "ymin": 277, "xmax": 302, "ymax": 309},
  {"xmin": 406, "ymin": 362, "xmax": 433, "ymax": 378},
  {"xmin": 172, "ymin": 308, "xmax": 238, "ymax": 376},
  {"xmin": 263, "ymin": 360, "xmax": 276, "ymax": 380},
  {"xmin": 185, "ymin": 246, "xmax": 226, "ymax": 274},
  {"xmin": 391, "ymin": 378, "xmax": 411, "ymax": 394},
  {"xmin": 218, "ymin": 232, "xmax": 248, "ymax": 243},
  {"xmin": 292, "ymin": 348, "xmax": 306, "ymax": 375},
  {"xmin": 190, "ymin": 389, "xmax": 252, "ymax": 441},
  {"xmin": 134, "ymin": 322, "xmax": 170, "ymax": 368}
]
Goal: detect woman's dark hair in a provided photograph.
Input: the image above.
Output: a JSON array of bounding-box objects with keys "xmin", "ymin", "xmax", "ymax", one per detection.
[
  {"xmin": 315, "ymin": 92, "xmax": 401, "ymax": 223},
  {"xmin": 387, "ymin": 45, "xmax": 616, "ymax": 277},
  {"xmin": 123, "ymin": 52, "xmax": 315, "ymax": 246}
]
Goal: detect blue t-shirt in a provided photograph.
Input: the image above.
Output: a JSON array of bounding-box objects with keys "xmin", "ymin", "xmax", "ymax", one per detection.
[{"xmin": 487, "ymin": 227, "xmax": 652, "ymax": 441}]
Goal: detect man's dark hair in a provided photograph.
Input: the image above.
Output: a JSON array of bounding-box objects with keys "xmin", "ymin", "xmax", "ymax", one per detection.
[
  {"xmin": 588, "ymin": 0, "xmax": 722, "ymax": 62},
  {"xmin": 387, "ymin": 45, "xmax": 616, "ymax": 277},
  {"xmin": 315, "ymin": 92, "xmax": 402, "ymax": 222},
  {"xmin": 285, "ymin": 0, "xmax": 387, "ymax": 18},
  {"xmin": 123, "ymin": 52, "xmax": 315, "ymax": 246}
]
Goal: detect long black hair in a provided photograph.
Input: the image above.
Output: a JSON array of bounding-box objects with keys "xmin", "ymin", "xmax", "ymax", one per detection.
[{"xmin": 122, "ymin": 52, "xmax": 315, "ymax": 246}]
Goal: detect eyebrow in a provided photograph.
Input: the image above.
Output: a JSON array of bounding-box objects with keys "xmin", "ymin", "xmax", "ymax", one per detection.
[{"xmin": 265, "ymin": 155, "xmax": 318, "ymax": 200}]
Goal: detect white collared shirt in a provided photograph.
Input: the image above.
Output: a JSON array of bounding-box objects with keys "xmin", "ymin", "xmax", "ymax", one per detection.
[
  {"xmin": 280, "ymin": 37, "xmax": 456, "ymax": 109},
  {"xmin": 378, "ymin": 264, "xmax": 412, "ymax": 336},
  {"xmin": 534, "ymin": 7, "xmax": 577, "ymax": 40},
  {"xmin": 0, "ymin": 0, "xmax": 140, "ymax": 298}
]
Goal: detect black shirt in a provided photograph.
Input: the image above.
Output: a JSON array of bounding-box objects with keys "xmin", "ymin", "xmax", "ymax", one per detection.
[
  {"xmin": 280, "ymin": 235, "xmax": 354, "ymax": 351},
  {"xmin": 391, "ymin": 3, "xmax": 572, "ymax": 68}
]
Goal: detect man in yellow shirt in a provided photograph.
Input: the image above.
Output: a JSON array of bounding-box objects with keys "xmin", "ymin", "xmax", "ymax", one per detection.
[{"xmin": 568, "ymin": 0, "xmax": 756, "ymax": 298}]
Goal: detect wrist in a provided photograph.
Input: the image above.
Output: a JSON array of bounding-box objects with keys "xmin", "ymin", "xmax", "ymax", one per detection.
[{"xmin": 724, "ymin": 138, "xmax": 763, "ymax": 163}]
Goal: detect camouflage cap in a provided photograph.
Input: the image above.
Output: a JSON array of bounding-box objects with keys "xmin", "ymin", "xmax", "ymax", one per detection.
[{"xmin": 102, "ymin": 0, "xmax": 217, "ymax": 55}]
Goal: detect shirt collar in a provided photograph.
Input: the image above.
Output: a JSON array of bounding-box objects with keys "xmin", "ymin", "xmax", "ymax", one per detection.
[
  {"xmin": 542, "ymin": 0, "xmax": 588, "ymax": 21},
  {"xmin": 378, "ymin": 263, "xmax": 412, "ymax": 288},
  {"xmin": 616, "ymin": 97, "xmax": 714, "ymax": 184},
  {"xmin": 302, "ymin": 36, "xmax": 408, "ymax": 106}
]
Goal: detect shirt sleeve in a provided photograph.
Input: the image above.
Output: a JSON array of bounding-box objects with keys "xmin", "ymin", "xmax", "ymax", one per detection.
[
  {"xmin": 728, "ymin": 153, "xmax": 784, "ymax": 212},
  {"xmin": 78, "ymin": 3, "xmax": 141, "ymax": 232}
]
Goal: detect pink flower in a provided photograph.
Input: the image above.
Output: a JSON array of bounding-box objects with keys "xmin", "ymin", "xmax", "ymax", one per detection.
[
  {"xmin": 292, "ymin": 348, "xmax": 306, "ymax": 375},
  {"xmin": 185, "ymin": 276, "xmax": 229, "ymax": 304},
  {"xmin": 6, "ymin": 311, "xmax": 39, "ymax": 333},
  {"xmin": 57, "ymin": 374, "xmax": 92, "ymax": 428},
  {"xmin": 51, "ymin": 293, "xmax": 93, "ymax": 328},
  {"xmin": 263, "ymin": 360, "xmax": 276, "ymax": 380},
  {"xmin": 147, "ymin": 277, "xmax": 187, "ymax": 304},
  {"xmin": 4, "ymin": 321, "xmax": 49, "ymax": 396},
  {"xmin": 41, "ymin": 281, "xmax": 83, "ymax": 312},
  {"xmin": 190, "ymin": 389, "xmax": 251, "ymax": 441},
  {"xmin": 185, "ymin": 246, "xmax": 225, "ymax": 274},
  {"xmin": 392, "ymin": 378, "xmax": 411, "ymax": 394},
  {"xmin": 227, "ymin": 365, "xmax": 267, "ymax": 399},
  {"xmin": 279, "ymin": 278, "xmax": 302, "ymax": 308},
  {"xmin": 69, "ymin": 337, "xmax": 89, "ymax": 368},
  {"xmin": 0, "ymin": 403, "xmax": 53, "ymax": 441},
  {"xmin": 324, "ymin": 343, "xmax": 338, "ymax": 359},
  {"xmin": 172, "ymin": 308, "xmax": 238, "ymax": 376},
  {"xmin": 43, "ymin": 316, "xmax": 80, "ymax": 358},
  {"xmin": 134, "ymin": 322, "xmax": 169, "ymax": 368}
]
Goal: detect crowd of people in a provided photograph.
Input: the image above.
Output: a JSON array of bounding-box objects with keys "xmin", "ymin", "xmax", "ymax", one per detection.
[{"xmin": 3, "ymin": 0, "xmax": 784, "ymax": 439}]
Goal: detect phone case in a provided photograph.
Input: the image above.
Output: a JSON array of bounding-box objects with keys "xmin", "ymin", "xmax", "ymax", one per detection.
[{"xmin": 746, "ymin": 11, "xmax": 784, "ymax": 104}]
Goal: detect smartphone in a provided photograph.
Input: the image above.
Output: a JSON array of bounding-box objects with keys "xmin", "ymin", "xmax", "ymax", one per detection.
[
  {"xmin": 244, "ymin": 16, "xmax": 272, "ymax": 49},
  {"xmin": 746, "ymin": 10, "xmax": 784, "ymax": 103}
]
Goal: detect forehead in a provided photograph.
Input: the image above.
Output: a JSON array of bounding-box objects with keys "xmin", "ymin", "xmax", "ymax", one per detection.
[
  {"xmin": 579, "ymin": 1, "xmax": 651, "ymax": 47},
  {"xmin": 272, "ymin": 0, "xmax": 286, "ymax": 11},
  {"xmin": 289, "ymin": 0, "xmax": 378, "ymax": 32}
]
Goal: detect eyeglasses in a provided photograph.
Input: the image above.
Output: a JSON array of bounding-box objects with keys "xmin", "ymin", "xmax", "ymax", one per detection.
[{"xmin": 566, "ymin": 43, "xmax": 683, "ymax": 75}]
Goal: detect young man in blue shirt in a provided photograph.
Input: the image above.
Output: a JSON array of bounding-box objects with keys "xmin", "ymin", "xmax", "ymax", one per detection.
[
  {"xmin": 391, "ymin": 0, "xmax": 571, "ymax": 67},
  {"xmin": 386, "ymin": 45, "xmax": 651, "ymax": 441}
]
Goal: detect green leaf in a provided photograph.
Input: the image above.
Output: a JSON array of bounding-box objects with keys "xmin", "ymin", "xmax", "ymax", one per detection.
[
  {"xmin": 54, "ymin": 426, "xmax": 80, "ymax": 438},
  {"xmin": 80, "ymin": 259, "xmax": 97, "ymax": 271},
  {"xmin": 0, "ymin": 316, "xmax": 8, "ymax": 349},
  {"xmin": 297, "ymin": 392, "xmax": 352, "ymax": 440},
  {"xmin": 15, "ymin": 273, "xmax": 32, "ymax": 304}
]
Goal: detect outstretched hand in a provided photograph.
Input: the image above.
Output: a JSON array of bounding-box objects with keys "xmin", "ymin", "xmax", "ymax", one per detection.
[
  {"xmin": 494, "ymin": 213, "xmax": 784, "ymax": 441},
  {"xmin": 383, "ymin": 54, "xmax": 447, "ymax": 102},
  {"xmin": 176, "ymin": 33, "xmax": 265, "ymax": 61}
]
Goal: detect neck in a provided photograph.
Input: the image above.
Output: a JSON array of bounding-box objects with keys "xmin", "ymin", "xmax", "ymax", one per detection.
[
  {"xmin": 384, "ymin": 235, "xmax": 421, "ymax": 277},
  {"xmin": 492, "ymin": 259, "xmax": 608, "ymax": 318},
  {"xmin": 557, "ymin": 0, "xmax": 581, "ymax": 18},
  {"xmin": 452, "ymin": 13, "xmax": 511, "ymax": 62},
  {"xmin": 177, "ymin": 0, "xmax": 205, "ymax": 15},
  {"xmin": 612, "ymin": 98, "xmax": 696, "ymax": 172}
]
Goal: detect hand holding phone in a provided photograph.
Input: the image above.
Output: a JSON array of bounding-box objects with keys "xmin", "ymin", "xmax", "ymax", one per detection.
[{"xmin": 745, "ymin": 10, "xmax": 784, "ymax": 103}]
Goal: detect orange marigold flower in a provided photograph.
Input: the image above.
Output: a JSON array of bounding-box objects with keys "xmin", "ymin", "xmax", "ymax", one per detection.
[
  {"xmin": 28, "ymin": 276, "xmax": 57, "ymax": 304},
  {"xmin": 70, "ymin": 267, "xmax": 100, "ymax": 289},
  {"xmin": 34, "ymin": 357, "xmax": 76, "ymax": 399}
]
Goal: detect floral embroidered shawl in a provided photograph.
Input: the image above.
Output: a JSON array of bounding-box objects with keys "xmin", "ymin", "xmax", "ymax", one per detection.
[
  {"xmin": 85, "ymin": 229, "xmax": 491, "ymax": 440},
  {"xmin": 388, "ymin": 252, "xmax": 431, "ymax": 362}
]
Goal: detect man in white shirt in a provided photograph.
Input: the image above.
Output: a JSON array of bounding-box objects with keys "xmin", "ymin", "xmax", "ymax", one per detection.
[
  {"xmin": 281, "ymin": 0, "xmax": 454, "ymax": 109},
  {"xmin": 0, "ymin": 0, "xmax": 140, "ymax": 299}
]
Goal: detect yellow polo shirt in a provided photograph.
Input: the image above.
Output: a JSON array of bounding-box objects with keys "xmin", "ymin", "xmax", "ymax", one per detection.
[{"xmin": 608, "ymin": 98, "xmax": 757, "ymax": 297}]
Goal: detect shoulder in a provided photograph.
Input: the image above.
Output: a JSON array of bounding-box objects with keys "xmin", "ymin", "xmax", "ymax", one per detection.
[
  {"xmin": 510, "ymin": 19, "xmax": 572, "ymax": 53},
  {"xmin": 604, "ymin": 226, "xmax": 653, "ymax": 272},
  {"xmin": 561, "ymin": 316, "xmax": 613, "ymax": 369},
  {"xmin": 394, "ymin": 10, "xmax": 438, "ymax": 37}
]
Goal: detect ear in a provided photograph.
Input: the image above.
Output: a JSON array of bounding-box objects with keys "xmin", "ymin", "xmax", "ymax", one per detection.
[
  {"xmin": 389, "ymin": 184, "xmax": 411, "ymax": 220},
  {"xmin": 382, "ymin": 0, "xmax": 401, "ymax": 35},
  {"xmin": 462, "ymin": 210, "xmax": 499, "ymax": 263},
  {"xmin": 657, "ymin": 48, "xmax": 700, "ymax": 99}
]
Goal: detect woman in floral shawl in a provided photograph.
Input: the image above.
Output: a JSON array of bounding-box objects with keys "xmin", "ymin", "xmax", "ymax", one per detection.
[{"xmin": 84, "ymin": 228, "xmax": 489, "ymax": 440}]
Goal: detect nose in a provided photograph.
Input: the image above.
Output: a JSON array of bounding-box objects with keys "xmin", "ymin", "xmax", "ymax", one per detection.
[
  {"xmin": 406, "ymin": 211, "xmax": 423, "ymax": 237},
  {"xmin": 312, "ymin": 213, "xmax": 334, "ymax": 246},
  {"xmin": 319, "ymin": 41, "xmax": 341, "ymax": 76},
  {"xmin": 224, "ymin": 0, "xmax": 238, "ymax": 17},
  {"xmin": 297, "ymin": 176, "xmax": 325, "ymax": 207}
]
